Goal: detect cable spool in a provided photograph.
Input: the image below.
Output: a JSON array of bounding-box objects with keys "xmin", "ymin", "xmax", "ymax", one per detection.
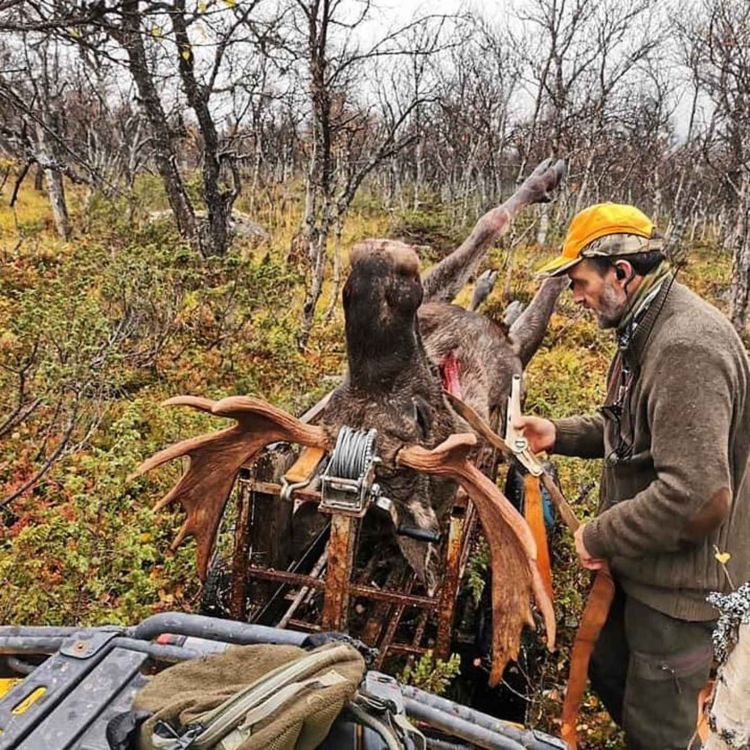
[
  {"xmin": 327, "ymin": 426, "xmax": 378, "ymax": 481},
  {"xmin": 320, "ymin": 426, "xmax": 380, "ymax": 515}
]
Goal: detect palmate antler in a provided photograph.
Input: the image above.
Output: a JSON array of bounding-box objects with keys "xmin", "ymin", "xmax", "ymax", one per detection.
[
  {"xmin": 136, "ymin": 396, "xmax": 330, "ymax": 579},
  {"xmin": 138, "ymin": 398, "xmax": 553, "ymax": 685},
  {"xmin": 398, "ymin": 433, "xmax": 556, "ymax": 686}
]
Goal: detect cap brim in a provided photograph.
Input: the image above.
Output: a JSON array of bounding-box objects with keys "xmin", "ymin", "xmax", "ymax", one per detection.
[{"xmin": 535, "ymin": 255, "xmax": 582, "ymax": 277}]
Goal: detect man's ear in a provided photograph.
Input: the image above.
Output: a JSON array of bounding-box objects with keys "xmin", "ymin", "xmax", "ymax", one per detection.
[{"xmin": 614, "ymin": 261, "xmax": 634, "ymax": 285}]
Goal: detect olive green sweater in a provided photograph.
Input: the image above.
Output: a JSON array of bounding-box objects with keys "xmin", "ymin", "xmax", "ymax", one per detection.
[{"xmin": 553, "ymin": 280, "xmax": 750, "ymax": 621}]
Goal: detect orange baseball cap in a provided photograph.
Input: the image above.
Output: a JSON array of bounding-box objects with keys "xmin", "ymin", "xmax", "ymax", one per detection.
[{"xmin": 537, "ymin": 203, "xmax": 659, "ymax": 276}]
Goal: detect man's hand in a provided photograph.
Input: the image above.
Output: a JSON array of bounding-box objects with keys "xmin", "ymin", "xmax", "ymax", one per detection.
[
  {"xmin": 512, "ymin": 415, "xmax": 556, "ymax": 453},
  {"xmin": 574, "ymin": 523, "xmax": 605, "ymax": 570}
]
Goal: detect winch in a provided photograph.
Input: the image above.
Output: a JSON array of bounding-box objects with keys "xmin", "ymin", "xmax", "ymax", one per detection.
[{"xmin": 319, "ymin": 426, "xmax": 382, "ymax": 516}]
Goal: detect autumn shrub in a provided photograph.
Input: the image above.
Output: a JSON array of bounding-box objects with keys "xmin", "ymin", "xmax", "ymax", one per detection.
[
  {"xmin": 388, "ymin": 197, "xmax": 466, "ymax": 259},
  {"xmin": 0, "ymin": 203, "xmax": 305, "ymax": 625},
  {"xmin": 399, "ymin": 651, "xmax": 462, "ymax": 696}
]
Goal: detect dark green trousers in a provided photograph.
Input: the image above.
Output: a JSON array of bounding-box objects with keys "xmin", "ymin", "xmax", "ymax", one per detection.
[{"xmin": 588, "ymin": 583, "xmax": 714, "ymax": 750}]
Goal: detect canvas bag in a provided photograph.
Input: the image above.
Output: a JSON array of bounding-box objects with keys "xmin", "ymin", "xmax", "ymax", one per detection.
[{"xmin": 133, "ymin": 641, "xmax": 365, "ymax": 750}]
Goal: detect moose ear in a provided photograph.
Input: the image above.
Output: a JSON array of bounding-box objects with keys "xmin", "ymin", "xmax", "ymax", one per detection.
[{"xmin": 412, "ymin": 396, "xmax": 433, "ymax": 437}]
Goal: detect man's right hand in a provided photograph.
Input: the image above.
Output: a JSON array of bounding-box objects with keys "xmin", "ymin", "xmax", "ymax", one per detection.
[{"xmin": 512, "ymin": 415, "xmax": 556, "ymax": 453}]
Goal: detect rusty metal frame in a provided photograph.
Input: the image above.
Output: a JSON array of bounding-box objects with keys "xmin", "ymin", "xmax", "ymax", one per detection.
[
  {"xmin": 220, "ymin": 389, "xmax": 485, "ymax": 663},
  {"xmin": 321, "ymin": 513, "xmax": 359, "ymax": 630},
  {"xmin": 229, "ymin": 470, "xmax": 253, "ymax": 620},
  {"xmin": 229, "ymin": 471, "xmax": 478, "ymax": 663}
]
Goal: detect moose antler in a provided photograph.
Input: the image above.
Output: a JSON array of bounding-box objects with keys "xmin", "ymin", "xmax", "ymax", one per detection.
[
  {"xmin": 136, "ymin": 395, "xmax": 330, "ymax": 579},
  {"xmin": 398, "ymin": 433, "xmax": 555, "ymax": 685}
]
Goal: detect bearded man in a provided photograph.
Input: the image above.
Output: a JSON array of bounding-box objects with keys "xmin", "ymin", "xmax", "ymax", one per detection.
[{"xmin": 517, "ymin": 203, "xmax": 750, "ymax": 749}]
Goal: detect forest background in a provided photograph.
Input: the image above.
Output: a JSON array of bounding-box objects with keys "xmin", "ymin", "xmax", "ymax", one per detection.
[{"xmin": 0, "ymin": 0, "xmax": 748, "ymax": 747}]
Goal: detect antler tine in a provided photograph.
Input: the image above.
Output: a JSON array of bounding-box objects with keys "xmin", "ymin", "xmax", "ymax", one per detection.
[
  {"xmin": 134, "ymin": 427, "xmax": 235, "ymax": 479},
  {"xmin": 399, "ymin": 433, "xmax": 476, "ymax": 470},
  {"xmin": 211, "ymin": 395, "xmax": 328, "ymax": 449},
  {"xmin": 130, "ymin": 397, "xmax": 221, "ymax": 479},
  {"xmin": 136, "ymin": 394, "xmax": 331, "ymax": 580},
  {"xmin": 398, "ymin": 434, "xmax": 555, "ymax": 685},
  {"xmin": 162, "ymin": 395, "xmax": 217, "ymax": 411}
]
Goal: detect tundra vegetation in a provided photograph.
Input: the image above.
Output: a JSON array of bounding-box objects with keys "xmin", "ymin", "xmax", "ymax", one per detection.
[{"xmin": 0, "ymin": 0, "xmax": 748, "ymax": 747}]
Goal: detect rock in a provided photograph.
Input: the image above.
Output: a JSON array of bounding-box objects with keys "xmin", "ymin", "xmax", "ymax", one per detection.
[{"xmin": 145, "ymin": 209, "xmax": 269, "ymax": 241}]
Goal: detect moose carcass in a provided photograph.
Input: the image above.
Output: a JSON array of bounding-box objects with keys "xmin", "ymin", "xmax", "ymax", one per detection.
[{"xmin": 138, "ymin": 158, "xmax": 568, "ymax": 684}]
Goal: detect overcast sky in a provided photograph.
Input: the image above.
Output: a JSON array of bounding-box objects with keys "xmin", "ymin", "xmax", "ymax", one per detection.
[{"xmin": 368, "ymin": 0, "xmax": 514, "ymax": 27}]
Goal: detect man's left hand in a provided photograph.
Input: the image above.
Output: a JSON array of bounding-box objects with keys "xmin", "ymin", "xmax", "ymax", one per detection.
[{"xmin": 574, "ymin": 523, "xmax": 605, "ymax": 570}]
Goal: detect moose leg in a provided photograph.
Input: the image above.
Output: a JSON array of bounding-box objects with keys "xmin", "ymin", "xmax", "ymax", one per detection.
[
  {"xmin": 421, "ymin": 159, "xmax": 565, "ymax": 305},
  {"xmin": 510, "ymin": 275, "xmax": 570, "ymax": 368}
]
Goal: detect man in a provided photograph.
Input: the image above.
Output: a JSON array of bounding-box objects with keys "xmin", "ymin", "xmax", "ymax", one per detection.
[{"xmin": 517, "ymin": 203, "xmax": 750, "ymax": 749}]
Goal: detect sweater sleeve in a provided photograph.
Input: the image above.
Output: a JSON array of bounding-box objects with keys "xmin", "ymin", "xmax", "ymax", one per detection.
[
  {"xmin": 584, "ymin": 340, "xmax": 734, "ymax": 559},
  {"xmin": 552, "ymin": 413, "xmax": 605, "ymax": 458}
]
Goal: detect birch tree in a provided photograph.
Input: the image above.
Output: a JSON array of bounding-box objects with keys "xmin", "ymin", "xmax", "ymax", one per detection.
[
  {"xmin": 675, "ymin": 0, "xmax": 750, "ymax": 333},
  {"xmin": 287, "ymin": 1, "xmax": 458, "ymax": 348}
]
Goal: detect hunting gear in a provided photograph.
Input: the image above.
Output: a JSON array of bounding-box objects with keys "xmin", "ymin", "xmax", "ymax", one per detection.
[
  {"xmin": 520, "ymin": 202, "xmax": 750, "ymax": 749},
  {"xmin": 0, "ymin": 611, "xmax": 568, "ymax": 750},
  {"xmin": 133, "ymin": 641, "xmax": 368, "ymax": 750}
]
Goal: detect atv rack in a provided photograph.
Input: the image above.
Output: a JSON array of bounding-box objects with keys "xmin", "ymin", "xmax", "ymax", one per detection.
[
  {"xmin": 226, "ymin": 466, "xmax": 478, "ymax": 669},
  {"xmin": 0, "ymin": 612, "xmax": 566, "ymax": 750}
]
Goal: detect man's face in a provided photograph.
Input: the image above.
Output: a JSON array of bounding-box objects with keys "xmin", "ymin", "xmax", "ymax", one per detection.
[{"xmin": 566, "ymin": 260, "xmax": 628, "ymax": 329}]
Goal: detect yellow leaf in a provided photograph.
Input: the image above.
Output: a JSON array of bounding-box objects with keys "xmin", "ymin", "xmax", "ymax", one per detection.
[
  {"xmin": 223, "ymin": 0, "xmax": 236, "ymax": 6},
  {"xmin": 0, "ymin": 331, "xmax": 18, "ymax": 350},
  {"xmin": 715, "ymin": 551, "xmax": 731, "ymax": 565},
  {"xmin": 181, "ymin": 47, "xmax": 191, "ymax": 61},
  {"xmin": 198, "ymin": 0, "xmax": 209, "ymax": 11},
  {"xmin": 151, "ymin": 25, "xmax": 162, "ymax": 37}
]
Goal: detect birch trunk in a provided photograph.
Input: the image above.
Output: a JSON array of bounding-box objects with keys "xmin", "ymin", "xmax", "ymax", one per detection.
[
  {"xmin": 114, "ymin": 0, "xmax": 198, "ymax": 253},
  {"xmin": 536, "ymin": 203, "xmax": 550, "ymax": 246},
  {"xmin": 298, "ymin": 216, "xmax": 330, "ymax": 348},
  {"xmin": 323, "ymin": 215, "xmax": 343, "ymax": 322},
  {"xmin": 35, "ymin": 122, "xmax": 70, "ymax": 241},
  {"xmin": 705, "ymin": 623, "xmax": 750, "ymax": 749},
  {"xmin": 728, "ymin": 175, "xmax": 750, "ymax": 334}
]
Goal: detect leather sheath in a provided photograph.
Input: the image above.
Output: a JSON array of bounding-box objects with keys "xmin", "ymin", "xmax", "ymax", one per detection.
[{"xmin": 561, "ymin": 567, "xmax": 616, "ymax": 750}]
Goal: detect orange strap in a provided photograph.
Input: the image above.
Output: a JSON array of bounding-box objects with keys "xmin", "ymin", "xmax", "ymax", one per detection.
[
  {"xmin": 523, "ymin": 474, "xmax": 553, "ymax": 601},
  {"xmin": 283, "ymin": 446, "xmax": 326, "ymax": 484},
  {"xmin": 695, "ymin": 678, "xmax": 715, "ymax": 744},
  {"xmin": 561, "ymin": 568, "xmax": 616, "ymax": 750}
]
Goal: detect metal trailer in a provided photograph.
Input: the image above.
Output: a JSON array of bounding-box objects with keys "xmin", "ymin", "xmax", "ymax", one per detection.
[
  {"xmin": 0, "ymin": 612, "xmax": 567, "ymax": 750},
  {"xmin": 204, "ymin": 392, "xmax": 512, "ymax": 672}
]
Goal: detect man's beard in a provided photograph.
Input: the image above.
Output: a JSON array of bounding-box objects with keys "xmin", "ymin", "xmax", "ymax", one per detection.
[{"xmin": 595, "ymin": 284, "xmax": 627, "ymax": 329}]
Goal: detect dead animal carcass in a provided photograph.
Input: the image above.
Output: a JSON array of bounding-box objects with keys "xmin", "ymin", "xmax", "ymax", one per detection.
[{"xmin": 137, "ymin": 158, "xmax": 567, "ymax": 686}]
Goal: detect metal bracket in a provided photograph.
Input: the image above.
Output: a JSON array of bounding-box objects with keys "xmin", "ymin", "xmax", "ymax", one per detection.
[
  {"xmin": 505, "ymin": 374, "xmax": 545, "ymax": 476},
  {"xmin": 280, "ymin": 446, "xmax": 328, "ymax": 503},
  {"xmin": 60, "ymin": 630, "xmax": 121, "ymax": 659}
]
